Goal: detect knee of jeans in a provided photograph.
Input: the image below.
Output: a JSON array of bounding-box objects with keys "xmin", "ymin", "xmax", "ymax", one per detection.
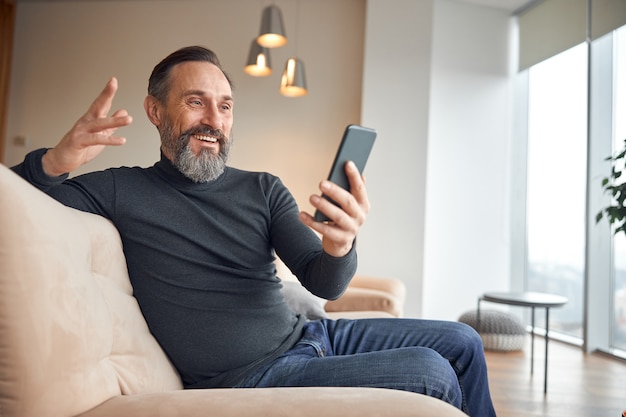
[
  {"xmin": 406, "ymin": 348, "xmax": 463, "ymax": 409},
  {"xmin": 448, "ymin": 321, "xmax": 485, "ymax": 352},
  {"xmin": 444, "ymin": 321, "xmax": 483, "ymax": 352}
]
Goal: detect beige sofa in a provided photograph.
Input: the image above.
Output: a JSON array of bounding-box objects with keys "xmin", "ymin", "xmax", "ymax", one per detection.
[{"xmin": 0, "ymin": 164, "xmax": 466, "ymax": 417}]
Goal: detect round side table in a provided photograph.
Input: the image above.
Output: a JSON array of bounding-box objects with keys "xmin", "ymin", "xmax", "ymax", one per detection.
[{"xmin": 477, "ymin": 291, "xmax": 568, "ymax": 394}]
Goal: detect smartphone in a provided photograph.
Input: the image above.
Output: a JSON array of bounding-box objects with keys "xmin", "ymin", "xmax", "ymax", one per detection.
[{"xmin": 314, "ymin": 124, "xmax": 377, "ymax": 222}]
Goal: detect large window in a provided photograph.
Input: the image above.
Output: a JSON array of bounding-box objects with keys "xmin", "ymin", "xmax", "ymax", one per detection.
[
  {"xmin": 522, "ymin": 24, "xmax": 626, "ymax": 352},
  {"xmin": 612, "ymin": 26, "xmax": 626, "ymax": 353},
  {"xmin": 526, "ymin": 43, "xmax": 588, "ymax": 338},
  {"xmin": 517, "ymin": 0, "xmax": 626, "ymax": 357}
]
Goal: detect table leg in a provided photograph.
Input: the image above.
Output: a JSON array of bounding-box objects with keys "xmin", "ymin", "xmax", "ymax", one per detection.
[{"xmin": 544, "ymin": 307, "xmax": 550, "ymax": 394}]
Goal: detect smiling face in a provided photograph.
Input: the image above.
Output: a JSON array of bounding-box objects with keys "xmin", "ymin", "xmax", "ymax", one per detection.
[{"xmin": 144, "ymin": 60, "xmax": 234, "ymax": 182}]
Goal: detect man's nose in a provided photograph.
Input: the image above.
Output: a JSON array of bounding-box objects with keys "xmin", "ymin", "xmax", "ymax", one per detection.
[{"xmin": 201, "ymin": 106, "xmax": 221, "ymax": 129}]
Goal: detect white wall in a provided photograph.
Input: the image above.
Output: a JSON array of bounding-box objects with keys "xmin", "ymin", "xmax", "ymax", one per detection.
[
  {"xmin": 361, "ymin": 0, "xmax": 515, "ymax": 319},
  {"xmin": 423, "ymin": 0, "xmax": 514, "ymax": 320},
  {"xmin": 358, "ymin": 0, "xmax": 434, "ymax": 318}
]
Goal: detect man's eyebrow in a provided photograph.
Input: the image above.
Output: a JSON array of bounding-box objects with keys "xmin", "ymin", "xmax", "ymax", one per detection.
[{"xmin": 183, "ymin": 89, "xmax": 233, "ymax": 101}]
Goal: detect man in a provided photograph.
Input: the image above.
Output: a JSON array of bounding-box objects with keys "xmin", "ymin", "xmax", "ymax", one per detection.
[{"xmin": 12, "ymin": 46, "xmax": 496, "ymax": 416}]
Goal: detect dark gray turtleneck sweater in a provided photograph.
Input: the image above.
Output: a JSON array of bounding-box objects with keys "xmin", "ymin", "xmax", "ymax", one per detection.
[{"xmin": 12, "ymin": 148, "xmax": 357, "ymax": 388}]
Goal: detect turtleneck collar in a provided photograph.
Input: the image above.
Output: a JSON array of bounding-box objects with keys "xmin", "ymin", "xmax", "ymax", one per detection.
[{"xmin": 152, "ymin": 152, "xmax": 228, "ymax": 189}]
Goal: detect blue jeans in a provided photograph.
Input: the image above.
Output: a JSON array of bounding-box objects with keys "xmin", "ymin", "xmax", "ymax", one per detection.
[{"xmin": 235, "ymin": 318, "xmax": 496, "ymax": 417}]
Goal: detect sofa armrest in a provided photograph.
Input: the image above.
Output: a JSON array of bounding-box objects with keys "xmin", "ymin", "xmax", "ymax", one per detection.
[
  {"xmin": 76, "ymin": 387, "xmax": 467, "ymax": 417},
  {"xmin": 349, "ymin": 275, "xmax": 406, "ymax": 301},
  {"xmin": 325, "ymin": 287, "xmax": 402, "ymax": 317},
  {"xmin": 325, "ymin": 276, "xmax": 406, "ymax": 317}
]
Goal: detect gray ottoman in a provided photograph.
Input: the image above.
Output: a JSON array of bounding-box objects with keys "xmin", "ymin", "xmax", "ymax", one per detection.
[{"xmin": 458, "ymin": 309, "xmax": 526, "ymax": 352}]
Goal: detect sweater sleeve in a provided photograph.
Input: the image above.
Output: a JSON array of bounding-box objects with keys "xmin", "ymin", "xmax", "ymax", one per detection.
[
  {"xmin": 11, "ymin": 148, "xmax": 115, "ymax": 218},
  {"xmin": 303, "ymin": 246, "xmax": 357, "ymax": 301},
  {"xmin": 268, "ymin": 177, "xmax": 357, "ymax": 300},
  {"xmin": 11, "ymin": 148, "xmax": 69, "ymax": 190}
]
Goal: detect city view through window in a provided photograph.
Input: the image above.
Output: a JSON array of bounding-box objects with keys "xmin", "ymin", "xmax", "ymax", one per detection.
[{"xmin": 525, "ymin": 26, "xmax": 626, "ymax": 355}]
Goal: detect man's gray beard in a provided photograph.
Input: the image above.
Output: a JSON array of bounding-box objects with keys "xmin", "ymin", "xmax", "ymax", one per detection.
[
  {"xmin": 160, "ymin": 119, "xmax": 232, "ymax": 183},
  {"xmin": 176, "ymin": 143, "xmax": 230, "ymax": 183}
]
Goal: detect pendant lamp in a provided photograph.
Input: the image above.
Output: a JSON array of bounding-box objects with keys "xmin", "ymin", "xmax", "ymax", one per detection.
[
  {"xmin": 279, "ymin": 57, "xmax": 307, "ymax": 97},
  {"xmin": 257, "ymin": 5, "xmax": 288, "ymax": 48},
  {"xmin": 244, "ymin": 40, "xmax": 272, "ymax": 76}
]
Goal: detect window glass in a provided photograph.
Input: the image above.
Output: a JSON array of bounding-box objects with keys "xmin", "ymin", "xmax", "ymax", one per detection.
[
  {"xmin": 612, "ymin": 25, "xmax": 626, "ymax": 352},
  {"xmin": 526, "ymin": 43, "xmax": 588, "ymax": 338}
]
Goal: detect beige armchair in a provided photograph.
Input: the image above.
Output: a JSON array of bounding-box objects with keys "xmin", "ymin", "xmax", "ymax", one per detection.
[
  {"xmin": 326, "ymin": 274, "xmax": 406, "ymax": 318},
  {"xmin": 0, "ymin": 164, "xmax": 465, "ymax": 417}
]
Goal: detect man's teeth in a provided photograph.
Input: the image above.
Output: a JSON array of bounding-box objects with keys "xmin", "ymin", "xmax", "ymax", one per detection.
[{"xmin": 196, "ymin": 135, "xmax": 218, "ymax": 143}]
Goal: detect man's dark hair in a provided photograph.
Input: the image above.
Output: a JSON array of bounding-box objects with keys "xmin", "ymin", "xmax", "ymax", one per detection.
[{"xmin": 148, "ymin": 46, "xmax": 234, "ymax": 103}]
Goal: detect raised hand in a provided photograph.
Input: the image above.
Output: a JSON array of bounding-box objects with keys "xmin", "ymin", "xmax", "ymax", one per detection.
[{"xmin": 42, "ymin": 77, "xmax": 133, "ymax": 176}]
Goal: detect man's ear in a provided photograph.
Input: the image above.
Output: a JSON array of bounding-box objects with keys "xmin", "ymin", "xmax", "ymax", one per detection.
[{"xmin": 144, "ymin": 95, "xmax": 162, "ymax": 126}]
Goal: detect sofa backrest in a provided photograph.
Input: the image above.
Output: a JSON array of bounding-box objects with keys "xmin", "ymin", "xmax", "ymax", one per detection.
[{"xmin": 0, "ymin": 164, "xmax": 182, "ymax": 417}]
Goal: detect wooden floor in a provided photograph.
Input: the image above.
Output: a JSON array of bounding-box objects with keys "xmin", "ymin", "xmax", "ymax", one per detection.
[{"xmin": 484, "ymin": 337, "xmax": 626, "ymax": 417}]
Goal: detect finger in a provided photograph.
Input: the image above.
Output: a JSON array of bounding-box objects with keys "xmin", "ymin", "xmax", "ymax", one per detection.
[
  {"xmin": 299, "ymin": 211, "xmax": 353, "ymax": 247},
  {"xmin": 85, "ymin": 77, "xmax": 119, "ymax": 119},
  {"xmin": 111, "ymin": 108, "xmax": 129, "ymax": 118},
  {"xmin": 305, "ymin": 220, "xmax": 357, "ymax": 258},
  {"xmin": 309, "ymin": 195, "xmax": 362, "ymax": 241},
  {"xmin": 88, "ymin": 114, "xmax": 133, "ymax": 134},
  {"xmin": 309, "ymin": 194, "xmax": 344, "ymax": 224},
  {"xmin": 317, "ymin": 180, "xmax": 364, "ymax": 224},
  {"xmin": 319, "ymin": 162, "xmax": 365, "ymax": 211},
  {"xmin": 91, "ymin": 132, "xmax": 127, "ymax": 146},
  {"xmin": 345, "ymin": 161, "xmax": 369, "ymax": 208}
]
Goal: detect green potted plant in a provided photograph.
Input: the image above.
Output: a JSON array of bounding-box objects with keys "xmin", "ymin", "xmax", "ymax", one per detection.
[{"xmin": 596, "ymin": 139, "xmax": 626, "ymax": 236}]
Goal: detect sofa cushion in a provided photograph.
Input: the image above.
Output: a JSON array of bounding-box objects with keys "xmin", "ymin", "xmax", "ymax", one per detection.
[
  {"xmin": 0, "ymin": 164, "xmax": 182, "ymax": 417},
  {"xmin": 76, "ymin": 387, "xmax": 469, "ymax": 417},
  {"xmin": 279, "ymin": 280, "xmax": 328, "ymax": 320}
]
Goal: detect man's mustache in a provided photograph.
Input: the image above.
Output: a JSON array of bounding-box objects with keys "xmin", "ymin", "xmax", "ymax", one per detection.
[
  {"xmin": 180, "ymin": 127, "xmax": 227, "ymax": 145},
  {"xmin": 183, "ymin": 127, "xmax": 226, "ymax": 141}
]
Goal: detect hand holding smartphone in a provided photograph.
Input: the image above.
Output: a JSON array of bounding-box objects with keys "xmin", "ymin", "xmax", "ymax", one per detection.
[{"xmin": 314, "ymin": 124, "xmax": 377, "ymax": 222}]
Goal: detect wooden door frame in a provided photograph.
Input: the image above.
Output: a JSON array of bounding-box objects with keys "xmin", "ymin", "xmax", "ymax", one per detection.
[{"xmin": 0, "ymin": 0, "xmax": 16, "ymax": 164}]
